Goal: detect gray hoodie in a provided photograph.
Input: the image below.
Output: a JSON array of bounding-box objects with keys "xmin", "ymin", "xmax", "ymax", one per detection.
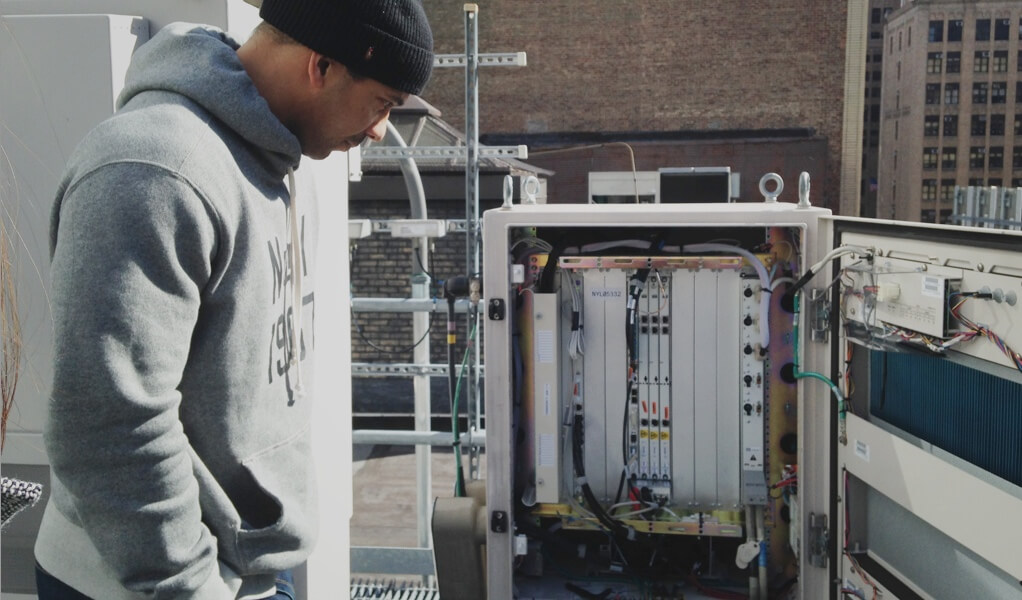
[{"xmin": 35, "ymin": 23, "xmax": 318, "ymax": 599}]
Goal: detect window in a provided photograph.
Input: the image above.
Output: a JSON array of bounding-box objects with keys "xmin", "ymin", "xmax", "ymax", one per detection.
[
  {"xmin": 1015, "ymin": 114, "xmax": 1022, "ymax": 135},
  {"xmin": 928, "ymin": 20, "xmax": 944, "ymax": 42},
  {"xmin": 872, "ymin": 70, "xmax": 883, "ymax": 81},
  {"xmin": 872, "ymin": 87, "xmax": 882, "ymax": 98},
  {"xmin": 1020, "ymin": 17, "xmax": 1022, "ymax": 40},
  {"xmin": 899, "ymin": 31, "xmax": 902, "ymax": 50},
  {"xmin": 1014, "ymin": 146, "xmax": 1022, "ymax": 168},
  {"xmin": 989, "ymin": 146, "xmax": 1004, "ymax": 168},
  {"xmin": 923, "ymin": 147, "xmax": 939, "ymax": 169},
  {"xmin": 1014, "ymin": 178, "xmax": 1022, "ymax": 188},
  {"xmin": 1018, "ymin": 50, "xmax": 1022, "ymax": 72},
  {"xmin": 941, "ymin": 179, "xmax": 956, "ymax": 202},
  {"xmin": 972, "ymin": 82, "xmax": 989, "ymax": 104},
  {"xmin": 942, "ymin": 147, "xmax": 957, "ymax": 169},
  {"xmin": 971, "ymin": 114, "xmax": 988, "ymax": 136},
  {"xmin": 989, "ymin": 178, "xmax": 1002, "ymax": 186},
  {"xmin": 944, "ymin": 115, "xmax": 959, "ymax": 136},
  {"xmin": 973, "ymin": 82, "xmax": 989, "ymax": 104},
  {"xmin": 890, "ymin": 35, "xmax": 894, "ymax": 53},
  {"xmin": 870, "ymin": 104, "xmax": 881, "ymax": 122},
  {"xmin": 872, "ymin": 8, "xmax": 882, "ymax": 25},
  {"xmin": 924, "ymin": 115, "xmax": 940, "ymax": 136},
  {"xmin": 946, "ymin": 51, "xmax": 961, "ymax": 73},
  {"xmin": 975, "ymin": 50, "xmax": 989, "ymax": 72},
  {"xmin": 871, "ymin": 30, "xmax": 883, "ymax": 40},
  {"xmin": 908, "ymin": 26, "xmax": 912, "ymax": 47},
  {"xmin": 927, "ymin": 52, "xmax": 943, "ymax": 73},
  {"xmin": 945, "ymin": 82, "xmax": 959, "ymax": 105},
  {"xmin": 993, "ymin": 50, "xmax": 1008, "ymax": 72},
  {"xmin": 969, "ymin": 178, "xmax": 984, "ymax": 186},
  {"xmin": 926, "ymin": 83, "xmax": 941, "ymax": 104},
  {"xmin": 976, "ymin": 19, "xmax": 991, "ymax": 41},
  {"xmin": 948, "ymin": 19, "xmax": 964, "ymax": 42},
  {"xmin": 1017, "ymin": 81, "xmax": 1022, "ymax": 103},
  {"xmin": 995, "ymin": 18, "xmax": 1010, "ymax": 41},
  {"xmin": 970, "ymin": 146, "xmax": 986, "ymax": 168},
  {"xmin": 992, "ymin": 82, "xmax": 1007, "ymax": 104},
  {"xmin": 873, "ymin": 53, "xmax": 883, "ymax": 63},
  {"xmin": 922, "ymin": 179, "xmax": 937, "ymax": 201},
  {"xmin": 991, "ymin": 114, "xmax": 1006, "ymax": 135}
]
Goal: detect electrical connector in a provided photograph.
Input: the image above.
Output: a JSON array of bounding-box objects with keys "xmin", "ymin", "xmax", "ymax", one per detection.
[{"xmin": 876, "ymin": 282, "xmax": 901, "ymax": 303}]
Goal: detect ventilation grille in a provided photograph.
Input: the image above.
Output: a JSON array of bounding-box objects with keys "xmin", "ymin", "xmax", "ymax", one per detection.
[
  {"xmin": 869, "ymin": 351, "xmax": 1022, "ymax": 488},
  {"xmin": 351, "ymin": 579, "xmax": 439, "ymax": 600}
]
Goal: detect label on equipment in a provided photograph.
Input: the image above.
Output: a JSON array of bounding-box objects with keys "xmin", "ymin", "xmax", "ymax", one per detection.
[
  {"xmin": 539, "ymin": 433, "xmax": 556, "ymax": 467},
  {"xmin": 855, "ymin": 439, "xmax": 870, "ymax": 462},
  {"xmin": 537, "ymin": 330, "xmax": 555, "ymax": 363},
  {"xmin": 543, "ymin": 384, "xmax": 552, "ymax": 416},
  {"xmin": 588, "ymin": 287, "xmax": 624, "ymax": 300},
  {"xmin": 921, "ymin": 276, "xmax": 942, "ymax": 298}
]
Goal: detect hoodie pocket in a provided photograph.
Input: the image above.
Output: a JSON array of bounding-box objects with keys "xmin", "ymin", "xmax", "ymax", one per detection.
[{"xmin": 235, "ymin": 428, "xmax": 318, "ymax": 571}]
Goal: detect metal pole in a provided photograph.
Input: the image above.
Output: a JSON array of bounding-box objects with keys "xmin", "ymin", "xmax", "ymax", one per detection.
[
  {"xmin": 463, "ymin": 3, "xmax": 482, "ymax": 481},
  {"xmin": 350, "ymin": 297, "xmax": 476, "ymax": 313},
  {"xmin": 383, "ymin": 121, "xmax": 432, "ymax": 548},
  {"xmin": 353, "ymin": 429, "xmax": 487, "ymax": 447}
]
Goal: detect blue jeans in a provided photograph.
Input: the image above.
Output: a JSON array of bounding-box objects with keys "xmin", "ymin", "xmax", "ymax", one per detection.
[{"xmin": 36, "ymin": 563, "xmax": 296, "ymax": 599}]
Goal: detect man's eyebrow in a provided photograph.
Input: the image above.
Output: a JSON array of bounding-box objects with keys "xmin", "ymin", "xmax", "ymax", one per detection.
[{"xmin": 387, "ymin": 94, "xmax": 406, "ymax": 107}]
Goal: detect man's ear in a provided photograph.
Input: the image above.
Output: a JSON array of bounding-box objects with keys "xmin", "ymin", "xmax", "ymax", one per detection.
[{"xmin": 307, "ymin": 52, "xmax": 330, "ymax": 88}]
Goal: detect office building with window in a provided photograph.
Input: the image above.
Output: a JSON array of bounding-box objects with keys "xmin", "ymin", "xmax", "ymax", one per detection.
[
  {"xmin": 879, "ymin": 0, "xmax": 1022, "ymax": 222},
  {"xmin": 863, "ymin": 1, "xmax": 902, "ymax": 218}
]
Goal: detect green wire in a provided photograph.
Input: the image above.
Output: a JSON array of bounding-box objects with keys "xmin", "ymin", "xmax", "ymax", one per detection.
[
  {"xmin": 792, "ymin": 293, "xmax": 848, "ymax": 441},
  {"xmin": 451, "ymin": 320, "xmax": 478, "ymax": 496}
]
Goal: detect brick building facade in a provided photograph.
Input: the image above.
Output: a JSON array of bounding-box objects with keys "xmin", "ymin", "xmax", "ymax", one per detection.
[{"xmin": 420, "ymin": 1, "xmax": 858, "ymax": 211}]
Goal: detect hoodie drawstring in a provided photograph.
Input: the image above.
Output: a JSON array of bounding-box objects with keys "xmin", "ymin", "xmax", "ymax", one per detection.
[{"xmin": 287, "ymin": 167, "xmax": 304, "ymax": 395}]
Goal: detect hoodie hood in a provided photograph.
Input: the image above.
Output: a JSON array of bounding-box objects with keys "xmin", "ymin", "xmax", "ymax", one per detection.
[{"xmin": 118, "ymin": 23, "xmax": 302, "ymax": 175}]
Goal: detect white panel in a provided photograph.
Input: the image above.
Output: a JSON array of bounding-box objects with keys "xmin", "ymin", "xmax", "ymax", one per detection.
[
  {"xmin": 844, "ymin": 414, "xmax": 1022, "ymax": 581},
  {"xmin": 0, "ymin": 0, "xmax": 259, "ymax": 37},
  {"xmin": 715, "ymin": 271, "xmax": 742, "ymax": 507},
  {"xmin": 304, "ymin": 154, "xmax": 353, "ymax": 597},
  {"xmin": 692, "ymin": 269, "xmax": 719, "ymax": 506},
  {"xmin": 582, "ymin": 270, "xmax": 627, "ymax": 501},
  {"xmin": 532, "ymin": 293, "xmax": 561, "ymax": 504},
  {"xmin": 602, "ymin": 272, "xmax": 628, "ymax": 501},
  {"xmin": 581, "ymin": 270, "xmax": 607, "ymax": 499},
  {"xmin": 671, "ymin": 270, "xmax": 697, "ymax": 503},
  {"xmin": 0, "ymin": 13, "xmax": 148, "ymax": 452}
]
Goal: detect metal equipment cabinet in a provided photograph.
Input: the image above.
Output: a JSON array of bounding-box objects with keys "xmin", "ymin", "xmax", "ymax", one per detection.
[{"xmin": 480, "ymin": 198, "xmax": 1022, "ymax": 599}]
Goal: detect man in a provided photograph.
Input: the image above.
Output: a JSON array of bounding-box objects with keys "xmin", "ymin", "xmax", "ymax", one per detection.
[{"xmin": 33, "ymin": 1, "xmax": 432, "ymax": 598}]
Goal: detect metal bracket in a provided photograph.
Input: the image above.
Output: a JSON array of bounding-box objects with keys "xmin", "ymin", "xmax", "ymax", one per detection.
[
  {"xmin": 488, "ymin": 298, "xmax": 506, "ymax": 321},
  {"xmin": 490, "ymin": 510, "xmax": 508, "ymax": 533},
  {"xmin": 434, "ymin": 52, "xmax": 527, "ymax": 68},
  {"xmin": 360, "ymin": 145, "xmax": 528, "ymax": 160},
  {"xmin": 808, "ymin": 512, "xmax": 829, "ymax": 568},
  {"xmin": 807, "ymin": 287, "xmax": 831, "ymax": 343},
  {"xmin": 352, "ymin": 363, "xmax": 486, "ymax": 378}
]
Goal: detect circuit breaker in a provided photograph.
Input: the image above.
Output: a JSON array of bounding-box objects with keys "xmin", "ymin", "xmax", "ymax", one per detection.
[{"xmin": 481, "ymin": 199, "xmax": 1022, "ymax": 600}]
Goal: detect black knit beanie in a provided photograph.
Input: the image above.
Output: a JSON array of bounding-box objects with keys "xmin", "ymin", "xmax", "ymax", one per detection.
[{"xmin": 260, "ymin": 0, "xmax": 434, "ymax": 96}]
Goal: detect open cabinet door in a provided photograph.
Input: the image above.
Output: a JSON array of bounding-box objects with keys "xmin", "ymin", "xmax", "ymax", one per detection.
[{"xmin": 823, "ymin": 216, "xmax": 1022, "ymax": 600}]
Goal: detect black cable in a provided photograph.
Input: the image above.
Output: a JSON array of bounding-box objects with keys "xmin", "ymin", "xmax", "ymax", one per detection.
[
  {"xmin": 350, "ymin": 311, "xmax": 433, "ymax": 355},
  {"xmin": 349, "ymin": 241, "xmax": 434, "ymax": 355}
]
